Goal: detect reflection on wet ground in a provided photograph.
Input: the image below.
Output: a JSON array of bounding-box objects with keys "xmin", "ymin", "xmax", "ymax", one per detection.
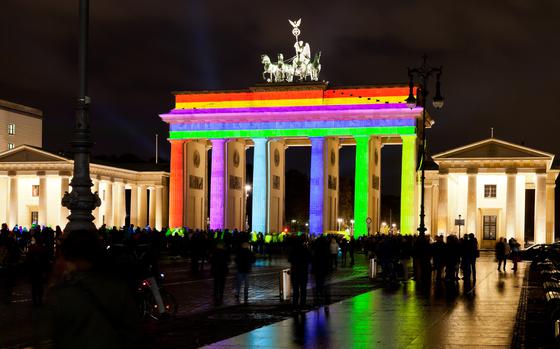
[{"xmin": 204, "ymin": 253, "xmax": 525, "ymax": 348}]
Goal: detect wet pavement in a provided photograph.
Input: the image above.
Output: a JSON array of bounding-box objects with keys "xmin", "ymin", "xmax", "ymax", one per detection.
[
  {"xmin": 203, "ymin": 253, "xmax": 526, "ymax": 349},
  {"xmin": 0, "ymin": 255, "xmax": 373, "ymax": 348}
]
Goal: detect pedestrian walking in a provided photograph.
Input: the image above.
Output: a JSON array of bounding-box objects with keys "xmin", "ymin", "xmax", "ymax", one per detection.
[
  {"xmin": 210, "ymin": 242, "xmax": 229, "ymax": 306},
  {"xmin": 495, "ymin": 238, "xmax": 507, "ymax": 272},
  {"xmin": 329, "ymin": 237, "xmax": 339, "ymax": 270},
  {"xmin": 288, "ymin": 236, "xmax": 311, "ymax": 309},
  {"xmin": 234, "ymin": 242, "xmax": 256, "ymax": 303},
  {"xmin": 508, "ymin": 237, "xmax": 521, "ymax": 271},
  {"xmin": 26, "ymin": 236, "xmax": 49, "ymax": 306}
]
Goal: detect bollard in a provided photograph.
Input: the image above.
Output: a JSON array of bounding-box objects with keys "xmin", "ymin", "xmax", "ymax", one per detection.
[
  {"xmin": 279, "ymin": 268, "xmax": 292, "ymax": 301},
  {"xmin": 368, "ymin": 258, "xmax": 377, "ymax": 279}
]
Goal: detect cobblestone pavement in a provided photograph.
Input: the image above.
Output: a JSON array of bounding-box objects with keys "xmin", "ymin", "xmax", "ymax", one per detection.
[{"xmin": 204, "ymin": 252, "xmax": 527, "ymax": 349}]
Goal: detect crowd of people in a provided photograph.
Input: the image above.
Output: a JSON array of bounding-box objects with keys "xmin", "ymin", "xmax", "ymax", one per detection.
[{"xmin": 0, "ymin": 221, "xmax": 529, "ymax": 346}]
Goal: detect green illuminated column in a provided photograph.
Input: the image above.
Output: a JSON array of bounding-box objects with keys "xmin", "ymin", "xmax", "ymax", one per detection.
[
  {"xmin": 354, "ymin": 136, "xmax": 370, "ymax": 236},
  {"xmin": 400, "ymin": 135, "xmax": 417, "ymax": 234}
]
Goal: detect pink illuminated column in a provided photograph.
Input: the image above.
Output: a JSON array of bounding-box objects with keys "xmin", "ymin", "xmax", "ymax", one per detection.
[
  {"xmin": 169, "ymin": 140, "xmax": 185, "ymax": 228},
  {"xmin": 210, "ymin": 139, "xmax": 227, "ymax": 230}
]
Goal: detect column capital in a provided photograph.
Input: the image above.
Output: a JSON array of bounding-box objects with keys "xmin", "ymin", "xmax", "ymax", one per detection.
[
  {"xmin": 438, "ymin": 168, "xmax": 449, "ymax": 175},
  {"xmin": 466, "ymin": 168, "xmax": 478, "ymax": 175},
  {"xmin": 536, "ymin": 169, "xmax": 547, "ymax": 175},
  {"xmin": 505, "ymin": 168, "xmax": 518, "ymax": 175},
  {"xmin": 7, "ymin": 171, "xmax": 17, "ymax": 177},
  {"xmin": 37, "ymin": 171, "xmax": 46, "ymax": 177},
  {"xmin": 252, "ymin": 137, "xmax": 268, "ymax": 145},
  {"xmin": 210, "ymin": 138, "xmax": 227, "ymax": 145}
]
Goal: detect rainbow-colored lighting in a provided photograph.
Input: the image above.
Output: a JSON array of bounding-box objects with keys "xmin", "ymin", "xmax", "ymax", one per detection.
[{"xmin": 162, "ymin": 84, "xmax": 422, "ymax": 235}]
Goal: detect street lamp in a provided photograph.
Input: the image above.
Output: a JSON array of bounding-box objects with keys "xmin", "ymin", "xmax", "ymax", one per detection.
[
  {"xmin": 406, "ymin": 55, "xmax": 444, "ymax": 236},
  {"xmin": 61, "ymin": 0, "xmax": 100, "ymax": 233}
]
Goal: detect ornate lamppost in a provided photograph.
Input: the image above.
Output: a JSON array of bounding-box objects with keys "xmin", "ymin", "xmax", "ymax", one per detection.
[
  {"xmin": 406, "ymin": 56, "xmax": 444, "ymax": 235},
  {"xmin": 61, "ymin": 0, "xmax": 101, "ymax": 233}
]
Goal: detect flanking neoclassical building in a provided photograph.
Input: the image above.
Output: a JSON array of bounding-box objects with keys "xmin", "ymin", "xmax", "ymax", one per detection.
[
  {"xmin": 161, "ymin": 82, "xmax": 428, "ymax": 236},
  {"xmin": 425, "ymin": 137, "xmax": 558, "ymax": 248},
  {"xmin": 0, "ymin": 145, "xmax": 169, "ymax": 230}
]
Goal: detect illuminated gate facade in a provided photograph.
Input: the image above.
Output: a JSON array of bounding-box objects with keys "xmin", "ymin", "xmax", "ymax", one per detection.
[{"xmin": 160, "ymin": 82, "xmax": 426, "ymax": 236}]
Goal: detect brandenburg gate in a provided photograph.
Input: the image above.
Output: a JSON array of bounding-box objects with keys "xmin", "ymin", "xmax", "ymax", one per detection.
[
  {"xmin": 160, "ymin": 83, "xmax": 426, "ymax": 237},
  {"xmin": 160, "ymin": 19, "xmax": 427, "ymax": 237}
]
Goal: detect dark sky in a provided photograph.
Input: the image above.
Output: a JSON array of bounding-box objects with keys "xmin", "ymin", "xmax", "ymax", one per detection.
[{"xmin": 1, "ymin": 0, "xmax": 560, "ymax": 176}]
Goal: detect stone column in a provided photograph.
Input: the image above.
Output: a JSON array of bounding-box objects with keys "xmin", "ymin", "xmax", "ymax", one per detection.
[
  {"xmin": 155, "ymin": 185, "xmax": 163, "ymax": 231},
  {"xmin": 210, "ymin": 139, "xmax": 226, "ymax": 230},
  {"xmin": 437, "ymin": 170, "xmax": 448, "ymax": 234},
  {"xmin": 466, "ymin": 169, "xmax": 477, "ymax": 235},
  {"xmin": 400, "ymin": 135, "xmax": 417, "ymax": 235},
  {"xmin": 546, "ymin": 176, "xmax": 556, "ymax": 244},
  {"xmin": 8, "ymin": 174, "xmax": 18, "ymax": 228},
  {"xmin": 251, "ymin": 138, "xmax": 268, "ymax": 233},
  {"xmin": 505, "ymin": 169, "xmax": 517, "ymax": 240},
  {"xmin": 149, "ymin": 187, "xmax": 156, "ymax": 228},
  {"xmin": 104, "ymin": 181, "xmax": 113, "ymax": 227},
  {"xmin": 92, "ymin": 178, "xmax": 100, "ymax": 227},
  {"xmin": 535, "ymin": 171, "xmax": 547, "ymax": 244},
  {"xmin": 129, "ymin": 184, "xmax": 138, "ymax": 227},
  {"xmin": 112, "ymin": 181, "xmax": 122, "ymax": 228},
  {"xmin": 38, "ymin": 175, "xmax": 47, "ymax": 226},
  {"xmin": 424, "ymin": 183, "xmax": 433, "ymax": 237},
  {"xmin": 353, "ymin": 136, "xmax": 369, "ymax": 236},
  {"xmin": 138, "ymin": 185, "xmax": 147, "ymax": 227},
  {"xmin": 309, "ymin": 137, "xmax": 326, "ymax": 235},
  {"xmin": 60, "ymin": 176, "xmax": 70, "ymax": 227},
  {"xmin": 119, "ymin": 183, "xmax": 126, "ymax": 228},
  {"xmin": 169, "ymin": 140, "xmax": 185, "ymax": 227}
]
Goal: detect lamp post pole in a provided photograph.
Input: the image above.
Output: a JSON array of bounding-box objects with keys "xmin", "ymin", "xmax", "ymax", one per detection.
[
  {"xmin": 406, "ymin": 55, "xmax": 444, "ymax": 236},
  {"xmin": 61, "ymin": 0, "xmax": 101, "ymax": 233}
]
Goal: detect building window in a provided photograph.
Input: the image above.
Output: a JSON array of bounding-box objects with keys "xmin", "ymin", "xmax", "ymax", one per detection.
[
  {"xmin": 31, "ymin": 211, "xmax": 38, "ymax": 226},
  {"xmin": 7, "ymin": 143, "xmax": 14, "ymax": 150},
  {"xmin": 484, "ymin": 184, "xmax": 497, "ymax": 198},
  {"xmin": 32, "ymin": 185, "xmax": 39, "ymax": 197},
  {"xmin": 8, "ymin": 124, "xmax": 15, "ymax": 135},
  {"xmin": 483, "ymin": 215, "xmax": 497, "ymax": 240}
]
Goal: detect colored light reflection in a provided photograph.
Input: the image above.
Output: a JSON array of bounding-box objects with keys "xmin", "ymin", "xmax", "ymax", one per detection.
[
  {"xmin": 309, "ymin": 137, "xmax": 325, "ymax": 234},
  {"xmin": 251, "ymin": 138, "xmax": 267, "ymax": 233},
  {"xmin": 354, "ymin": 137, "xmax": 370, "ymax": 236},
  {"xmin": 210, "ymin": 139, "xmax": 226, "ymax": 229},
  {"xmin": 400, "ymin": 135, "xmax": 417, "ymax": 234},
  {"xmin": 169, "ymin": 126, "xmax": 415, "ymax": 140}
]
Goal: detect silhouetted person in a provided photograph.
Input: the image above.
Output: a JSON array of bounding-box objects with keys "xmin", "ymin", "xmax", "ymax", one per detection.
[
  {"xmin": 312, "ymin": 236, "xmax": 331, "ymax": 305},
  {"xmin": 329, "ymin": 237, "xmax": 339, "ymax": 270},
  {"xmin": 210, "ymin": 242, "xmax": 229, "ymax": 306},
  {"xmin": 495, "ymin": 237, "xmax": 507, "ymax": 272},
  {"xmin": 26, "ymin": 236, "xmax": 48, "ymax": 306},
  {"xmin": 431, "ymin": 235, "xmax": 446, "ymax": 281},
  {"xmin": 288, "ymin": 237, "xmax": 311, "ymax": 308},
  {"xmin": 235, "ymin": 242, "xmax": 255, "ymax": 302},
  {"xmin": 42, "ymin": 229, "xmax": 139, "ymax": 349},
  {"xmin": 348, "ymin": 236, "xmax": 355, "ymax": 266},
  {"xmin": 509, "ymin": 237, "xmax": 521, "ymax": 271}
]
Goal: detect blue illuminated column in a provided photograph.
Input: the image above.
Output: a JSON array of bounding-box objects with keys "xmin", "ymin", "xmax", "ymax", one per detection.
[
  {"xmin": 309, "ymin": 137, "xmax": 325, "ymax": 234},
  {"xmin": 210, "ymin": 139, "xmax": 226, "ymax": 230},
  {"xmin": 251, "ymin": 138, "xmax": 268, "ymax": 233}
]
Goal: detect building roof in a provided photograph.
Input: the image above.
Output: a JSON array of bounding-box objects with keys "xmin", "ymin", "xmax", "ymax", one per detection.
[
  {"xmin": 0, "ymin": 145, "xmax": 169, "ymax": 174},
  {"xmin": 0, "ymin": 99, "xmax": 42, "ymax": 118},
  {"xmin": 432, "ymin": 138, "xmax": 554, "ymax": 160}
]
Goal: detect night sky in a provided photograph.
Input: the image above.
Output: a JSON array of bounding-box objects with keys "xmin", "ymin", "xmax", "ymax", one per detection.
[{"xmin": 1, "ymin": 1, "xmax": 560, "ymax": 195}]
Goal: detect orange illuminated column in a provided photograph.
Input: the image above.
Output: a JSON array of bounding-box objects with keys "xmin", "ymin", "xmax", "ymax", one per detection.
[{"xmin": 169, "ymin": 140, "xmax": 186, "ymax": 228}]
